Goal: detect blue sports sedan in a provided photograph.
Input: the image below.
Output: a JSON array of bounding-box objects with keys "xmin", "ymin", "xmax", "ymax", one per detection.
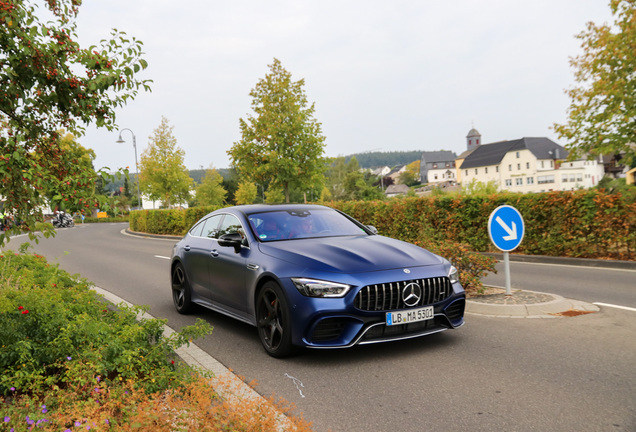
[{"xmin": 170, "ymin": 204, "xmax": 465, "ymax": 357}]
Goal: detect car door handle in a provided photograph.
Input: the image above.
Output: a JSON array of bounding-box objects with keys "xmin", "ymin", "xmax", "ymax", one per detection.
[{"xmin": 210, "ymin": 250, "xmax": 219, "ymax": 257}]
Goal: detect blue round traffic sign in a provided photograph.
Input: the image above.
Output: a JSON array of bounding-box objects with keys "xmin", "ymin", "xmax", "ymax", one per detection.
[{"xmin": 488, "ymin": 205, "xmax": 525, "ymax": 252}]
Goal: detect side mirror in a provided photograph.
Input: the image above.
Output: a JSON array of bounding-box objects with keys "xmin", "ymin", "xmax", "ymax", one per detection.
[
  {"xmin": 218, "ymin": 232, "xmax": 243, "ymax": 253},
  {"xmin": 365, "ymin": 225, "xmax": 378, "ymax": 235}
]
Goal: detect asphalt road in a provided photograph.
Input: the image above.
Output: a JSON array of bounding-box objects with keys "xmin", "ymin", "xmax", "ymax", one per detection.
[{"xmin": 13, "ymin": 223, "xmax": 636, "ymax": 432}]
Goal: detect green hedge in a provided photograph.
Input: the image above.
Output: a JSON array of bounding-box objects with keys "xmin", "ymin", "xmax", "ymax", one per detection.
[
  {"xmin": 331, "ymin": 191, "xmax": 636, "ymax": 260},
  {"xmin": 129, "ymin": 206, "xmax": 219, "ymax": 236}
]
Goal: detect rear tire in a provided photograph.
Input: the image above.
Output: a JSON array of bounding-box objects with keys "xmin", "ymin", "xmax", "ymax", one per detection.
[
  {"xmin": 172, "ymin": 263, "xmax": 194, "ymax": 314},
  {"xmin": 256, "ymin": 281, "xmax": 295, "ymax": 358}
]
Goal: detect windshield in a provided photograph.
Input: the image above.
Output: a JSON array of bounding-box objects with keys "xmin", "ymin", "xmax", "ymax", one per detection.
[{"xmin": 247, "ymin": 208, "xmax": 368, "ymax": 242}]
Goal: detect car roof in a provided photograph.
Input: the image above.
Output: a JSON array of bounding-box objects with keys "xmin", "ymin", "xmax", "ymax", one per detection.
[{"xmin": 226, "ymin": 203, "xmax": 334, "ymax": 215}]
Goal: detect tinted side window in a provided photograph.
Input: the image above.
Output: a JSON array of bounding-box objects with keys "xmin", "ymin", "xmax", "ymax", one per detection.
[
  {"xmin": 217, "ymin": 214, "xmax": 243, "ymax": 238},
  {"xmin": 217, "ymin": 214, "xmax": 248, "ymax": 246},
  {"xmin": 189, "ymin": 219, "xmax": 205, "ymax": 237},
  {"xmin": 200, "ymin": 215, "xmax": 223, "ymax": 238}
]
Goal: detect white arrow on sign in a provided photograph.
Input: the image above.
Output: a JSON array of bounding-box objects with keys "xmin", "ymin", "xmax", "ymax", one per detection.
[{"xmin": 495, "ymin": 216, "xmax": 517, "ymax": 241}]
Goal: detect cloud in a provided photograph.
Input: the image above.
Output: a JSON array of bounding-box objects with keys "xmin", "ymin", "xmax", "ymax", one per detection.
[{"xmin": 74, "ymin": 0, "xmax": 612, "ymax": 171}]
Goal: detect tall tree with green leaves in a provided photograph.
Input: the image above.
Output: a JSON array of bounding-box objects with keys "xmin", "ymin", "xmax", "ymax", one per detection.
[
  {"xmin": 228, "ymin": 58, "xmax": 326, "ymax": 203},
  {"xmin": 138, "ymin": 117, "xmax": 192, "ymax": 208},
  {"xmin": 553, "ymin": 0, "xmax": 636, "ymax": 165},
  {"xmin": 194, "ymin": 166, "xmax": 227, "ymax": 206},
  {"xmin": 0, "ymin": 0, "xmax": 150, "ymax": 246},
  {"xmin": 234, "ymin": 180, "xmax": 257, "ymax": 205}
]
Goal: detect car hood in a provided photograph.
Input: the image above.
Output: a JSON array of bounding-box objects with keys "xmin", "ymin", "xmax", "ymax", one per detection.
[{"xmin": 257, "ymin": 235, "xmax": 445, "ymax": 273}]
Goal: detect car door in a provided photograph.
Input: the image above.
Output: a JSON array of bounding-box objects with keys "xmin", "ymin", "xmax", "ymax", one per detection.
[
  {"xmin": 183, "ymin": 214, "xmax": 222, "ymax": 300},
  {"xmin": 208, "ymin": 213, "xmax": 249, "ymax": 313}
]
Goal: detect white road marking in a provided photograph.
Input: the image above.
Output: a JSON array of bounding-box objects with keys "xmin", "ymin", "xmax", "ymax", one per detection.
[
  {"xmin": 155, "ymin": 255, "xmax": 171, "ymax": 260},
  {"xmin": 498, "ymin": 260, "xmax": 636, "ymax": 273},
  {"xmin": 593, "ymin": 303, "xmax": 636, "ymax": 313}
]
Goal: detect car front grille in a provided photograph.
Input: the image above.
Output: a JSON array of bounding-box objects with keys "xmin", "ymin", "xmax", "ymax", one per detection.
[{"xmin": 354, "ymin": 277, "xmax": 452, "ymax": 311}]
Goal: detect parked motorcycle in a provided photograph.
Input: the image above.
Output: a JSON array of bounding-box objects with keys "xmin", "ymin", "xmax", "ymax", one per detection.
[{"xmin": 52, "ymin": 211, "xmax": 75, "ymax": 228}]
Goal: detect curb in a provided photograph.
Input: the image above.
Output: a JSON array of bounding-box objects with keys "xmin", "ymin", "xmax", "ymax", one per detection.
[
  {"xmin": 466, "ymin": 291, "xmax": 600, "ymax": 318},
  {"xmin": 92, "ymin": 286, "xmax": 294, "ymax": 431}
]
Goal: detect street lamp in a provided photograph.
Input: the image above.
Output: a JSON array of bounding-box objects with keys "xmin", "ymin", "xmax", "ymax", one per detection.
[{"xmin": 116, "ymin": 128, "xmax": 142, "ymax": 209}]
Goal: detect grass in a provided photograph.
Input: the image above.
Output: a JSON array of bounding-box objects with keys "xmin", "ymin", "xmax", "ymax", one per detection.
[{"xmin": 0, "ymin": 251, "xmax": 313, "ymax": 431}]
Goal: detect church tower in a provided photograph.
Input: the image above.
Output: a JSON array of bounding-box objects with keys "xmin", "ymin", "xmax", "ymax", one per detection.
[{"xmin": 466, "ymin": 127, "xmax": 481, "ymax": 151}]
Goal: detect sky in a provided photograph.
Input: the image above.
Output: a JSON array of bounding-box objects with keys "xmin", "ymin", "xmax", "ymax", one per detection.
[{"xmin": 72, "ymin": 0, "xmax": 614, "ymax": 172}]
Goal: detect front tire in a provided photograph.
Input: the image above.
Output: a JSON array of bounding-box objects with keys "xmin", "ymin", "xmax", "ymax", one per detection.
[
  {"xmin": 256, "ymin": 281, "xmax": 295, "ymax": 358},
  {"xmin": 172, "ymin": 263, "xmax": 194, "ymax": 314}
]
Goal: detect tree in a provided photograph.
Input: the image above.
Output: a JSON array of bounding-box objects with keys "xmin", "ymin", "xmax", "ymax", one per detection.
[
  {"xmin": 234, "ymin": 180, "xmax": 257, "ymax": 205},
  {"xmin": 399, "ymin": 160, "xmax": 421, "ymax": 186},
  {"xmin": 0, "ymin": 0, "xmax": 150, "ymax": 246},
  {"xmin": 553, "ymin": 0, "xmax": 636, "ymax": 165},
  {"xmin": 228, "ymin": 58, "xmax": 326, "ymax": 203},
  {"xmin": 194, "ymin": 166, "xmax": 227, "ymax": 206},
  {"xmin": 138, "ymin": 117, "xmax": 192, "ymax": 208},
  {"xmin": 40, "ymin": 132, "xmax": 103, "ymax": 214}
]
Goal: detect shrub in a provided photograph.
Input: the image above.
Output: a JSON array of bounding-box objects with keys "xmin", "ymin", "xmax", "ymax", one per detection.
[
  {"xmin": 0, "ymin": 252, "xmax": 314, "ymax": 431},
  {"xmin": 0, "ymin": 252, "xmax": 212, "ymax": 397}
]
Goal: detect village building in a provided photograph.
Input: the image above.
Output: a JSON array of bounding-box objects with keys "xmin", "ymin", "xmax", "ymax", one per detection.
[{"xmin": 456, "ymin": 128, "xmax": 605, "ymax": 192}]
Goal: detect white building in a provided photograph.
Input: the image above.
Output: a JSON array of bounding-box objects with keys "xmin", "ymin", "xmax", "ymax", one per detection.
[
  {"xmin": 458, "ymin": 134, "xmax": 604, "ymax": 193},
  {"xmin": 420, "ymin": 151, "xmax": 458, "ymax": 184}
]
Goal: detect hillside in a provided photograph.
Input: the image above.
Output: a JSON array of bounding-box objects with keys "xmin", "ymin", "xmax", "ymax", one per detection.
[{"xmin": 344, "ymin": 150, "xmax": 423, "ymax": 169}]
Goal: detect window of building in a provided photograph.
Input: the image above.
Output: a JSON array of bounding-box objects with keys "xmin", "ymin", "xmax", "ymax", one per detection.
[
  {"xmin": 527, "ymin": 177, "xmax": 534, "ymax": 185},
  {"xmin": 562, "ymin": 175, "xmax": 568, "ymax": 183},
  {"xmin": 496, "ymin": 166, "xmax": 499, "ymax": 173},
  {"xmin": 485, "ymin": 167, "xmax": 488, "ymax": 174},
  {"xmin": 569, "ymin": 174, "xmax": 575, "ymax": 182},
  {"xmin": 550, "ymin": 161, "xmax": 554, "ymax": 168},
  {"xmin": 465, "ymin": 170, "xmax": 468, "ymax": 176},
  {"xmin": 577, "ymin": 174, "xmax": 583, "ymax": 182},
  {"xmin": 516, "ymin": 152, "xmax": 520, "ymax": 158},
  {"xmin": 516, "ymin": 178, "xmax": 523, "ymax": 186},
  {"xmin": 538, "ymin": 175, "xmax": 555, "ymax": 184},
  {"xmin": 508, "ymin": 164, "xmax": 512, "ymax": 171},
  {"xmin": 505, "ymin": 179, "xmax": 512, "ymax": 186},
  {"xmin": 475, "ymin": 168, "xmax": 478, "ymax": 175},
  {"xmin": 517, "ymin": 163, "xmax": 521, "ymax": 170},
  {"xmin": 541, "ymin": 161, "xmax": 545, "ymax": 168},
  {"xmin": 526, "ymin": 162, "xmax": 530, "ymax": 169}
]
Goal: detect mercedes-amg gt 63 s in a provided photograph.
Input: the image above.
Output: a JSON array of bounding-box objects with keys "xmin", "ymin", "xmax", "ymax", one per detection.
[{"xmin": 170, "ymin": 204, "xmax": 465, "ymax": 357}]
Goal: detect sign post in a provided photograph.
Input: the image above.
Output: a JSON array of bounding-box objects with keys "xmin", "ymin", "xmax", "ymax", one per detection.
[{"xmin": 488, "ymin": 205, "xmax": 525, "ymax": 295}]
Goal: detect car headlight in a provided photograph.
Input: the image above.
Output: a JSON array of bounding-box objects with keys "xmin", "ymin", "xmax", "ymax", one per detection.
[
  {"xmin": 448, "ymin": 265, "xmax": 459, "ymax": 284},
  {"xmin": 291, "ymin": 278, "xmax": 351, "ymax": 298}
]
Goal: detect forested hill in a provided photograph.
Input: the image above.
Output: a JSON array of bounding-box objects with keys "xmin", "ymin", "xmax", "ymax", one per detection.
[{"xmin": 343, "ymin": 151, "xmax": 423, "ymax": 169}]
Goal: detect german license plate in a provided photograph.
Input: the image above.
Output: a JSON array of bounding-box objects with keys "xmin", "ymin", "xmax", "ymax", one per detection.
[{"xmin": 386, "ymin": 306, "xmax": 434, "ymax": 326}]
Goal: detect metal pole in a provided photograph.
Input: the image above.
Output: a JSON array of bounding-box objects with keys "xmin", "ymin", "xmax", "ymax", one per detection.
[
  {"xmin": 504, "ymin": 251, "xmax": 511, "ymax": 295},
  {"xmin": 131, "ymin": 134, "xmax": 142, "ymax": 209},
  {"xmin": 116, "ymin": 129, "xmax": 142, "ymax": 210}
]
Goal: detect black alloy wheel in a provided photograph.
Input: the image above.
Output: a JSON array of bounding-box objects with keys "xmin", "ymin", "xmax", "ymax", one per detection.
[
  {"xmin": 172, "ymin": 263, "xmax": 194, "ymax": 314},
  {"xmin": 256, "ymin": 281, "xmax": 294, "ymax": 358}
]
